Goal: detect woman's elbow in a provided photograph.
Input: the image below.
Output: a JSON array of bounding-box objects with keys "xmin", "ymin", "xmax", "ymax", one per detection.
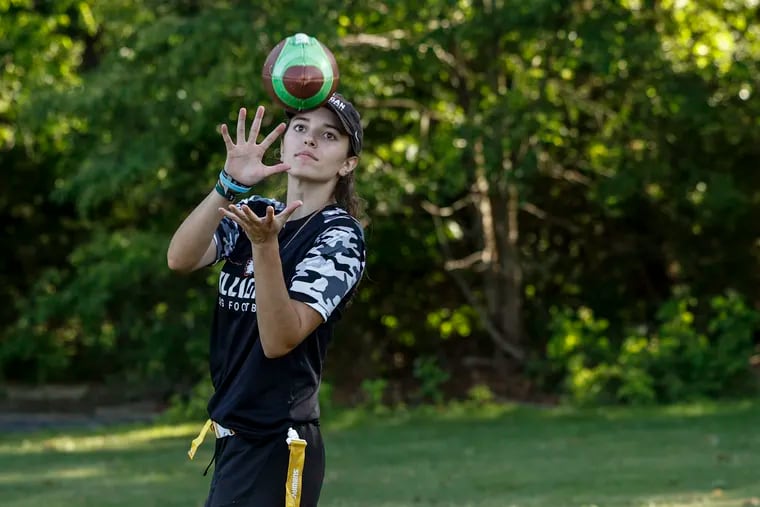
[
  {"xmin": 167, "ymin": 251, "xmax": 193, "ymax": 273},
  {"xmin": 261, "ymin": 344, "xmax": 292, "ymax": 359},
  {"xmin": 261, "ymin": 338, "xmax": 297, "ymax": 359}
]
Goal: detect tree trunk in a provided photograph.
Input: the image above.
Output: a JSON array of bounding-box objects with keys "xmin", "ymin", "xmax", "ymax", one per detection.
[{"xmin": 466, "ymin": 138, "xmax": 526, "ymax": 362}]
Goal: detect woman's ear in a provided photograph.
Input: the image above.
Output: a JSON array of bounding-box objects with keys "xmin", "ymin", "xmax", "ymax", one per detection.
[{"xmin": 339, "ymin": 156, "xmax": 359, "ymax": 177}]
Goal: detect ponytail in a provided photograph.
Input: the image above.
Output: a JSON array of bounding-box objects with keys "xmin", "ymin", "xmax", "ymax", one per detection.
[{"xmin": 335, "ymin": 171, "xmax": 365, "ymax": 220}]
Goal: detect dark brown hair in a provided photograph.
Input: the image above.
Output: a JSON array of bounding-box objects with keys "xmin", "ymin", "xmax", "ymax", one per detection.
[{"xmin": 335, "ymin": 170, "xmax": 364, "ymax": 219}]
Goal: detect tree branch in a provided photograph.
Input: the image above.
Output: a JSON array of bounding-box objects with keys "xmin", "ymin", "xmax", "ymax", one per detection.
[
  {"xmin": 421, "ymin": 196, "xmax": 474, "ymax": 218},
  {"xmin": 444, "ymin": 251, "xmax": 486, "ymax": 271},
  {"xmin": 420, "ymin": 42, "xmax": 473, "ymax": 81},
  {"xmin": 537, "ymin": 150, "xmax": 592, "ymax": 185},
  {"xmin": 520, "ymin": 202, "xmax": 583, "ymax": 234},
  {"xmin": 340, "ymin": 31, "xmax": 405, "ymax": 49}
]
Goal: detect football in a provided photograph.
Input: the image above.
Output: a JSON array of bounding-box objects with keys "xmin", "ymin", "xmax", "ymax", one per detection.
[{"xmin": 261, "ymin": 33, "xmax": 340, "ymax": 111}]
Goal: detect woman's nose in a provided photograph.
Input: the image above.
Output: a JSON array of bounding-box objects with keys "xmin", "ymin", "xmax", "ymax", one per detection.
[{"xmin": 304, "ymin": 136, "xmax": 316, "ymax": 147}]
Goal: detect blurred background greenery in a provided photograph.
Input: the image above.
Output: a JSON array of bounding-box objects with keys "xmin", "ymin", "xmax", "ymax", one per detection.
[{"xmin": 2, "ymin": 0, "xmax": 760, "ymax": 413}]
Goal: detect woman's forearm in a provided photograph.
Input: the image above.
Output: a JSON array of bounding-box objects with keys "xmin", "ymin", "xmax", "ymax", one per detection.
[
  {"xmin": 167, "ymin": 189, "xmax": 228, "ymax": 272},
  {"xmin": 252, "ymin": 241, "xmax": 319, "ymax": 358}
]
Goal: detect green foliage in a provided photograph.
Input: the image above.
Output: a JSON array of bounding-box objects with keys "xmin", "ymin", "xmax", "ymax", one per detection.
[
  {"xmin": 2, "ymin": 0, "xmax": 760, "ymax": 410},
  {"xmin": 359, "ymin": 377, "xmax": 389, "ymax": 414},
  {"xmin": 161, "ymin": 377, "xmax": 214, "ymax": 423},
  {"xmin": 547, "ymin": 291, "xmax": 760, "ymax": 405},
  {"xmin": 465, "ymin": 383, "xmax": 496, "ymax": 406},
  {"xmin": 317, "ymin": 380, "xmax": 335, "ymax": 417},
  {"xmin": 412, "ymin": 355, "xmax": 450, "ymax": 404},
  {"xmin": 3, "ymin": 230, "xmax": 210, "ymax": 383},
  {"xmin": 0, "ymin": 0, "xmax": 97, "ymax": 375},
  {"xmin": 426, "ymin": 306, "xmax": 475, "ymax": 340}
]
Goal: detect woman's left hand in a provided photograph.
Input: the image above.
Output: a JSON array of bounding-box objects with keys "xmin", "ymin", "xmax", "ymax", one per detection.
[{"xmin": 219, "ymin": 201, "xmax": 303, "ymax": 246}]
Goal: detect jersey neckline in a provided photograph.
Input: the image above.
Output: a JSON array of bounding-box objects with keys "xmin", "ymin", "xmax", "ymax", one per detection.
[{"xmin": 283, "ymin": 203, "xmax": 340, "ymax": 228}]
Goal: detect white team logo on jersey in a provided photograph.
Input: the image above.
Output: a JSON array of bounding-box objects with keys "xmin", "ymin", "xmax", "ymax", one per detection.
[{"xmin": 244, "ymin": 258, "xmax": 254, "ymax": 277}]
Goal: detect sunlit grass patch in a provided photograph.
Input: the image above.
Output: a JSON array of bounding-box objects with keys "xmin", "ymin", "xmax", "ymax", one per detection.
[{"xmin": 0, "ymin": 422, "xmax": 199, "ymax": 456}]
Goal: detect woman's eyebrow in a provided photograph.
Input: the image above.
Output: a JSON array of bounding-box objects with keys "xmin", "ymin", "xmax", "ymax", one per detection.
[{"xmin": 292, "ymin": 116, "xmax": 342, "ymax": 133}]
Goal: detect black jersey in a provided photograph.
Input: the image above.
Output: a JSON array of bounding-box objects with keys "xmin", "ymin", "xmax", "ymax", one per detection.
[{"xmin": 206, "ymin": 196, "xmax": 366, "ymax": 441}]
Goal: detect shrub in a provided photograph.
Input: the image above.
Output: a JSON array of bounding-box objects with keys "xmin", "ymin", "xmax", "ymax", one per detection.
[{"xmin": 546, "ymin": 290, "xmax": 759, "ymax": 405}]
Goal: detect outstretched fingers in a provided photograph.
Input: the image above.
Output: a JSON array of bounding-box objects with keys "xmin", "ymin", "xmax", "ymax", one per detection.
[
  {"xmin": 240, "ymin": 204, "xmax": 259, "ymax": 222},
  {"xmin": 219, "ymin": 204, "xmax": 243, "ymax": 223},
  {"xmin": 247, "ymin": 106, "xmax": 265, "ymax": 144},
  {"xmin": 219, "ymin": 203, "xmax": 253, "ymax": 223},
  {"xmin": 236, "ymin": 107, "xmax": 247, "ymax": 145},
  {"xmin": 220, "ymin": 123, "xmax": 234, "ymax": 151},
  {"xmin": 217, "ymin": 202, "xmax": 305, "ymax": 245},
  {"xmin": 258, "ymin": 122, "xmax": 287, "ymax": 151}
]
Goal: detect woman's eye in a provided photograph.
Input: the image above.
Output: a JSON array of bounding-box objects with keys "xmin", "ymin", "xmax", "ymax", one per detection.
[
  {"xmin": 324, "ymin": 132, "xmax": 337, "ymax": 140},
  {"xmin": 293, "ymin": 124, "xmax": 306, "ymax": 132}
]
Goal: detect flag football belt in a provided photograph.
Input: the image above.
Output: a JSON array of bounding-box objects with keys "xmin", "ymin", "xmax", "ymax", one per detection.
[{"xmin": 187, "ymin": 420, "xmax": 308, "ymax": 507}]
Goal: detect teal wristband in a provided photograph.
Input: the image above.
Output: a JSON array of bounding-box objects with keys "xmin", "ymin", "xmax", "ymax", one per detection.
[
  {"xmin": 219, "ymin": 170, "xmax": 252, "ymax": 194},
  {"xmin": 215, "ymin": 180, "xmax": 235, "ymax": 201}
]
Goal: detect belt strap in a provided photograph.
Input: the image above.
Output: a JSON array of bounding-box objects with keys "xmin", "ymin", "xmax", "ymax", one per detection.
[
  {"xmin": 187, "ymin": 419, "xmax": 235, "ymax": 460},
  {"xmin": 214, "ymin": 421, "xmax": 235, "ymax": 438}
]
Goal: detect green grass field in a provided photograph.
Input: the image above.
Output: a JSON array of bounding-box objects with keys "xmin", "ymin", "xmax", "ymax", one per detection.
[{"xmin": 1, "ymin": 401, "xmax": 758, "ymax": 507}]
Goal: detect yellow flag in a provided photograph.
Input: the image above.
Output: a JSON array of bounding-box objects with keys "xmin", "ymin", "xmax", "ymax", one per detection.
[
  {"xmin": 188, "ymin": 419, "xmax": 213, "ymax": 460},
  {"xmin": 285, "ymin": 428, "xmax": 308, "ymax": 507}
]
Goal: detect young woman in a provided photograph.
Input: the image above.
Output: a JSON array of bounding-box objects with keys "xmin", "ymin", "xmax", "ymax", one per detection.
[{"xmin": 167, "ymin": 93, "xmax": 366, "ymax": 506}]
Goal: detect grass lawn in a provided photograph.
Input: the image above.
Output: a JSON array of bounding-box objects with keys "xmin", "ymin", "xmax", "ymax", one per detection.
[{"xmin": 0, "ymin": 401, "xmax": 758, "ymax": 507}]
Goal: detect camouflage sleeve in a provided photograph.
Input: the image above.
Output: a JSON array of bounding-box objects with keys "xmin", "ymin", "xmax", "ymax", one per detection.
[
  {"xmin": 289, "ymin": 223, "xmax": 366, "ymax": 321},
  {"xmin": 211, "ymin": 195, "xmax": 284, "ymax": 264},
  {"xmin": 212, "ymin": 215, "xmax": 240, "ymax": 264}
]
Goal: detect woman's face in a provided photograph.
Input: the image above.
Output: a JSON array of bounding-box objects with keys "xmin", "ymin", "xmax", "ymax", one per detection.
[{"xmin": 282, "ymin": 107, "xmax": 356, "ymax": 183}]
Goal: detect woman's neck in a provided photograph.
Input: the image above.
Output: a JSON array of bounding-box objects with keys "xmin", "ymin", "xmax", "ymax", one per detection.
[{"xmin": 286, "ymin": 180, "xmax": 336, "ymax": 221}]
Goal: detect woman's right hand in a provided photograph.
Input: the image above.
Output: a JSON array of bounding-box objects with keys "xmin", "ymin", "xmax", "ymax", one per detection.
[{"xmin": 220, "ymin": 105, "xmax": 290, "ymax": 186}]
